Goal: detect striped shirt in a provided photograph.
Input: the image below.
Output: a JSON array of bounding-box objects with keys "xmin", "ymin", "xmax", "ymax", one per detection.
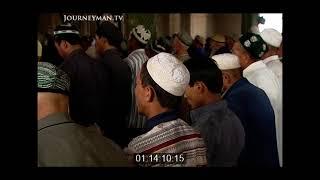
[
  {"xmin": 127, "ymin": 111, "xmax": 207, "ymax": 167},
  {"xmin": 123, "ymin": 49, "xmax": 149, "ymax": 128}
]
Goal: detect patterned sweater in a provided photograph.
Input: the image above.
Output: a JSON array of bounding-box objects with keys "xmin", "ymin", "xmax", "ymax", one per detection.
[{"xmin": 127, "ymin": 111, "xmax": 207, "ymax": 167}]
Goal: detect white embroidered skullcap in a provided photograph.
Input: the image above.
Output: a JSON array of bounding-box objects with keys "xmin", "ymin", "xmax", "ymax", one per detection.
[
  {"xmin": 131, "ymin": 25, "xmax": 151, "ymax": 44},
  {"xmin": 212, "ymin": 53, "xmax": 240, "ymax": 70},
  {"xmin": 147, "ymin": 52, "xmax": 190, "ymax": 96},
  {"xmin": 260, "ymin": 28, "xmax": 282, "ymax": 48}
]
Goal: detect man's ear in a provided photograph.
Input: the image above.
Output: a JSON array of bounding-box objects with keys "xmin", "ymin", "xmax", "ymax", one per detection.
[
  {"xmin": 145, "ymin": 86, "xmax": 155, "ymax": 103},
  {"xmin": 195, "ymin": 81, "xmax": 206, "ymax": 93},
  {"xmin": 223, "ymin": 72, "xmax": 232, "ymax": 85}
]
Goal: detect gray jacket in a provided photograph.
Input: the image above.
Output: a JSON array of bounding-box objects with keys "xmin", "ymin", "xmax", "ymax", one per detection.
[
  {"xmin": 190, "ymin": 100, "xmax": 245, "ymax": 167},
  {"xmin": 38, "ymin": 112, "xmax": 130, "ymax": 167}
]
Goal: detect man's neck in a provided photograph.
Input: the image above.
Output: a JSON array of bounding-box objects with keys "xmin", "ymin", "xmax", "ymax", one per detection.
[
  {"xmin": 103, "ymin": 44, "xmax": 117, "ymax": 52},
  {"xmin": 202, "ymin": 93, "xmax": 221, "ymax": 107},
  {"xmin": 262, "ymin": 50, "xmax": 278, "ymax": 60},
  {"xmin": 145, "ymin": 105, "xmax": 170, "ymax": 120},
  {"xmin": 65, "ymin": 45, "xmax": 82, "ymax": 58},
  {"xmin": 38, "ymin": 107, "xmax": 68, "ymax": 121}
]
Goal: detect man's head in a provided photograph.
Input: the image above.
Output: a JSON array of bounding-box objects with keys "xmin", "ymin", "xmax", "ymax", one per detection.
[
  {"xmin": 53, "ymin": 23, "xmax": 81, "ymax": 59},
  {"xmin": 37, "ymin": 62, "xmax": 70, "ymax": 120},
  {"xmin": 232, "ymin": 33, "xmax": 268, "ymax": 69},
  {"xmin": 95, "ymin": 21, "xmax": 123, "ymax": 56},
  {"xmin": 145, "ymin": 38, "xmax": 168, "ymax": 58},
  {"xmin": 172, "ymin": 32, "xmax": 192, "ymax": 55},
  {"xmin": 260, "ymin": 28, "xmax": 282, "ymax": 59},
  {"xmin": 135, "ymin": 53, "xmax": 190, "ymax": 118},
  {"xmin": 210, "ymin": 34, "xmax": 226, "ymax": 51},
  {"xmin": 127, "ymin": 25, "xmax": 151, "ymax": 53},
  {"xmin": 257, "ymin": 16, "xmax": 266, "ymax": 25},
  {"xmin": 184, "ymin": 58, "xmax": 223, "ymax": 109},
  {"xmin": 212, "ymin": 53, "xmax": 242, "ymax": 93}
]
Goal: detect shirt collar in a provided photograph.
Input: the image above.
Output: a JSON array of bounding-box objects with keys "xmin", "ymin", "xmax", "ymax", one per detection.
[
  {"xmin": 190, "ymin": 100, "xmax": 227, "ymax": 124},
  {"xmin": 66, "ymin": 48, "xmax": 84, "ymax": 60},
  {"xmin": 144, "ymin": 110, "xmax": 179, "ymax": 132},
  {"xmin": 38, "ymin": 112, "xmax": 73, "ymax": 131},
  {"xmin": 243, "ymin": 60, "xmax": 266, "ymax": 78},
  {"xmin": 262, "ymin": 55, "xmax": 280, "ymax": 64},
  {"xmin": 129, "ymin": 49, "xmax": 145, "ymax": 56},
  {"xmin": 223, "ymin": 78, "xmax": 248, "ymax": 98}
]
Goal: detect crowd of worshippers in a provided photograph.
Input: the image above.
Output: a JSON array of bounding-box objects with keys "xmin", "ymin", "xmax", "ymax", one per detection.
[{"xmin": 37, "ymin": 21, "xmax": 283, "ymax": 167}]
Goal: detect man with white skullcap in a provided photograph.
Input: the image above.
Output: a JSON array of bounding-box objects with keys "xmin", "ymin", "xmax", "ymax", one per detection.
[
  {"xmin": 232, "ymin": 32, "xmax": 283, "ymax": 166},
  {"xmin": 212, "ymin": 53, "xmax": 279, "ymax": 167},
  {"xmin": 260, "ymin": 28, "xmax": 283, "ymax": 85},
  {"xmin": 125, "ymin": 53, "xmax": 207, "ymax": 167},
  {"xmin": 184, "ymin": 57, "xmax": 244, "ymax": 167},
  {"xmin": 124, "ymin": 25, "xmax": 151, "ymax": 132},
  {"xmin": 37, "ymin": 62, "xmax": 130, "ymax": 167}
]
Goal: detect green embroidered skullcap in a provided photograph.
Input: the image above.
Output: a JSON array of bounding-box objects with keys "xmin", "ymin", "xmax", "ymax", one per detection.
[
  {"xmin": 239, "ymin": 32, "xmax": 268, "ymax": 60},
  {"xmin": 37, "ymin": 62, "xmax": 70, "ymax": 95}
]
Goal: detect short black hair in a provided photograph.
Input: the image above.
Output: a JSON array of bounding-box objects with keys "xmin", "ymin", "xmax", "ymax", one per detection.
[
  {"xmin": 184, "ymin": 57, "xmax": 223, "ymax": 94},
  {"xmin": 140, "ymin": 62, "xmax": 182, "ymax": 110},
  {"xmin": 53, "ymin": 24, "xmax": 81, "ymax": 45},
  {"xmin": 96, "ymin": 22, "xmax": 123, "ymax": 49}
]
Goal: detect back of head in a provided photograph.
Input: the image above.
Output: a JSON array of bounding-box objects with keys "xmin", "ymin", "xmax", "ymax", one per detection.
[
  {"xmin": 239, "ymin": 32, "xmax": 268, "ymax": 60},
  {"xmin": 53, "ymin": 23, "xmax": 81, "ymax": 45},
  {"xmin": 184, "ymin": 57, "xmax": 223, "ymax": 94},
  {"xmin": 176, "ymin": 31, "xmax": 193, "ymax": 47},
  {"xmin": 129, "ymin": 25, "xmax": 152, "ymax": 50},
  {"xmin": 212, "ymin": 34, "xmax": 226, "ymax": 43},
  {"xmin": 140, "ymin": 53, "xmax": 190, "ymax": 109},
  {"xmin": 260, "ymin": 28, "xmax": 282, "ymax": 48},
  {"xmin": 96, "ymin": 21, "xmax": 123, "ymax": 49}
]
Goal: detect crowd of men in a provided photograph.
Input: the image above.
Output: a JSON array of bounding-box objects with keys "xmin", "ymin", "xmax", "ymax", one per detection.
[{"xmin": 37, "ymin": 21, "xmax": 283, "ymax": 167}]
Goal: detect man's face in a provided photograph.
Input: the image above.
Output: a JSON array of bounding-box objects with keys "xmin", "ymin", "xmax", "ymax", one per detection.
[
  {"xmin": 184, "ymin": 83, "xmax": 203, "ymax": 109},
  {"xmin": 171, "ymin": 36, "xmax": 179, "ymax": 54},
  {"xmin": 95, "ymin": 35, "xmax": 105, "ymax": 56},
  {"xmin": 232, "ymin": 42, "xmax": 247, "ymax": 69},
  {"xmin": 54, "ymin": 41, "xmax": 67, "ymax": 59}
]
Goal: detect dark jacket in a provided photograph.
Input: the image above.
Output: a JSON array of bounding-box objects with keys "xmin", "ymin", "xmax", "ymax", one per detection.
[
  {"xmin": 223, "ymin": 78, "xmax": 280, "ymax": 167},
  {"xmin": 99, "ymin": 48, "xmax": 132, "ymax": 148},
  {"xmin": 38, "ymin": 112, "xmax": 130, "ymax": 167},
  {"xmin": 60, "ymin": 48, "xmax": 109, "ymax": 126}
]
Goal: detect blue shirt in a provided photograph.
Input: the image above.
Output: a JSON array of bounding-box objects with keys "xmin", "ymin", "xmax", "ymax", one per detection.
[{"xmin": 223, "ymin": 78, "xmax": 279, "ymax": 167}]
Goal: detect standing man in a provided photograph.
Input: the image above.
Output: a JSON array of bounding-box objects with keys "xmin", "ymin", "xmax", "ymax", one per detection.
[
  {"xmin": 124, "ymin": 25, "xmax": 151, "ymax": 131},
  {"xmin": 212, "ymin": 53, "xmax": 279, "ymax": 167},
  {"xmin": 232, "ymin": 32, "xmax": 283, "ymax": 166},
  {"xmin": 184, "ymin": 58, "xmax": 245, "ymax": 167},
  {"xmin": 260, "ymin": 28, "xmax": 283, "ymax": 85},
  {"xmin": 53, "ymin": 23, "xmax": 107, "ymax": 128},
  {"xmin": 172, "ymin": 32, "xmax": 193, "ymax": 62},
  {"xmin": 126, "ymin": 53, "xmax": 207, "ymax": 167},
  {"xmin": 37, "ymin": 62, "xmax": 130, "ymax": 167},
  {"xmin": 95, "ymin": 21, "xmax": 132, "ymax": 148}
]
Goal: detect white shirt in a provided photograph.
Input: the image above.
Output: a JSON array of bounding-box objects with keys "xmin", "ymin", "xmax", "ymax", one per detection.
[
  {"xmin": 263, "ymin": 55, "xmax": 283, "ymax": 87},
  {"xmin": 243, "ymin": 60, "xmax": 283, "ymax": 167}
]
